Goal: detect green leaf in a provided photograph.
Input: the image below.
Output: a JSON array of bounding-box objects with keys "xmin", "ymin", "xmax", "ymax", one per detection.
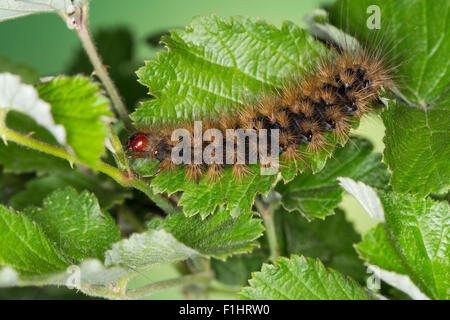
[
  {"xmin": 275, "ymin": 208, "xmax": 366, "ymax": 283},
  {"xmin": 382, "ymin": 100, "xmax": 449, "ymax": 196},
  {"xmin": 151, "ymin": 164, "xmax": 277, "ymax": 218},
  {"xmin": 0, "ymin": 0, "xmax": 87, "ymax": 22},
  {"xmin": 130, "ymin": 158, "xmax": 160, "ymax": 177},
  {"xmin": 238, "ymin": 255, "xmax": 371, "ymax": 300},
  {"xmin": 329, "ymin": 0, "xmax": 450, "ymax": 196},
  {"xmin": 105, "ymin": 206, "xmax": 263, "ymax": 277},
  {"xmin": 147, "ymin": 207, "xmax": 264, "ymax": 259},
  {"xmin": 276, "ymin": 137, "xmax": 389, "ymax": 219},
  {"xmin": 104, "ymin": 229, "xmax": 199, "ymax": 271},
  {"xmin": 133, "ymin": 14, "xmax": 328, "ymax": 125},
  {"xmin": 0, "ymin": 73, "xmax": 66, "ymax": 144},
  {"xmin": 37, "ymin": 76, "xmax": 113, "ymax": 167},
  {"xmin": 24, "ymin": 188, "xmax": 120, "ymax": 263},
  {"xmin": 0, "ymin": 205, "xmax": 70, "ymax": 276},
  {"xmin": 357, "ymin": 224, "xmax": 407, "ymax": 275},
  {"xmin": 0, "ymin": 111, "xmax": 71, "ymax": 173},
  {"xmin": 10, "ymin": 170, "xmax": 129, "ymax": 210},
  {"xmin": 1, "ymin": 193, "xmax": 264, "ymax": 299},
  {"xmin": 345, "ymin": 181, "xmax": 450, "ymax": 299},
  {"xmin": 0, "ymin": 258, "xmax": 129, "ymax": 298},
  {"xmin": 373, "ymin": 193, "xmax": 448, "ymax": 300}
]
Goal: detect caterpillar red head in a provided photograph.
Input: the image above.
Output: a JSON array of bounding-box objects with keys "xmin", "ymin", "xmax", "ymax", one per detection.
[
  {"xmin": 126, "ymin": 131, "xmax": 172, "ymax": 164},
  {"xmin": 127, "ymin": 132, "xmax": 147, "ymax": 154}
]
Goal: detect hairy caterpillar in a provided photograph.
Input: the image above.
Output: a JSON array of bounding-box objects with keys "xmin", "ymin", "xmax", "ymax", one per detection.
[{"xmin": 127, "ymin": 47, "xmax": 392, "ymax": 183}]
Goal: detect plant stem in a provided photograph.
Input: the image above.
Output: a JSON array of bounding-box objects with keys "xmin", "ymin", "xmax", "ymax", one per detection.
[
  {"xmin": 71, "ymin": 4, "xmax": 132, "ymax": 130},
  {"xmin": 125, "ymin": 271, "xmax": 213, "ymax": 299},
  {"xmin": 0, "ymin": 123, "xmax": 178, "ymax": 214},
  {"xmin": 255, "ymin": 199, "xmax": 280, "ymax": 262},
  {"xmin": 106, "ymin": 123, "xmax": 131, "ymax": 174}
]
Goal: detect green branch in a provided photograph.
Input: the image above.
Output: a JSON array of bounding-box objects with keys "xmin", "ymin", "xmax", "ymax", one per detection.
[
  {"xmin": 106, "ymin": 123, "xmax": 131, "ymax": 174},
  {"xmin": 70, "ymin": 4, "xmax": 133, "ymax": 130},
  {"xmin": 0, "ymin": 120, "xmax": 178, "ymax": 214},
  {"xmin": 80, "ymin": 270, "xmax": 212, "ymax": 300},
  {"xmin": 255, "ymin": 199, "xmax": 280, "ymax": 262}
]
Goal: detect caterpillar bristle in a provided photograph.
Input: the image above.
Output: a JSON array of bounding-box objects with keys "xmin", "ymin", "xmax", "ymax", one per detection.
[
  {"xmin": 274, "ymin": 111, "xmax": 290, "ymax": 128},
  {"xmin": 299, "ymin": 77, "xmax": 320, "ymax": 101},
  {"xmin": 281, "ymin": 82, "xmax": 299, "ymax": 107},
  {"xmin": 160, "ymin": 158, "xmax": 176, "ymax": 171},
  {"xmin": 238, "ymin": 107, "xmax": 259, "ymax": 130},
  {"xmin": 128, "ymin": 41, "xmax": 393, "ymax": 184},
  {"xmin": 282, "ymin": 145, "xmax": 305, "ymax": 167},
  {"xmin": 186, "ymin": 163, "xmax": 203, "ymax": 183},
  {"xmin": 232, "ymin": 164, "xmax": 252, "ymax": 182},
  {"xmin": 219, "ymin": 115, "xmax": 238, "ymax": 131},
  {"xmin": 324, "ymin": 105, "xmax": 350, "ymax": 145},
  {"xmin": 258, "ymin": 95, "xmax": 280, "ymax": 123},
  {"xmin": 206, "ymin": 164, "xmax": 224, "ymax": 183}
]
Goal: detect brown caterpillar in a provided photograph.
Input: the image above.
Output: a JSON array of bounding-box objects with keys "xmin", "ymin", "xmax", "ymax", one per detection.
[{"xmin": 127, "ymin": 49, "xmax": 392, "ymax": 183}]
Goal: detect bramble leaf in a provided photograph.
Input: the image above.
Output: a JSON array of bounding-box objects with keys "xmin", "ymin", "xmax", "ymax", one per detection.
[
  {"xmin": 105, "ymin": 229, "xmax": 199, "ymax": 271},
  {"xmin": 0, "ymin": 258, "xmax": 129, "ymax": 298},
  {"xmin": 0, "ymin": 73, "xmax": 66, "ymax": 144},
  {"xmin": 24, "ymin": 188, "xmax": 120, "ymax": 263},
  {"xmin": 151, "ymin": 164, "xmax": 277, "ymax": 218},
  {"xmin": 0, "ymin": 0, "xmax": 87, "ymax": 22},
  {"xmin": 105, "ymin": 207, "xmax": 263, "ymax": 278},
  {"xmin": 212, "ymin": 208, "xmax": 367, "ymax": 287},
  {"xmin": 276, "ymin": 137, "xmax": 389, "ymax": 219},
  {"xmin": 238, "ymin": 255, "xmax": 371, "ymax": 300},
  {"xmin": 133, "ymin": 15, "xmax": 328, "ymax": 126},
  {"xmin": 382, "ymin": 100, "xmax": 449, "ymax": 196},
  {"xmin": 330, "ymin": 0, "xmax": 450, "ymax": 196},
  {"xmin": 37, "ymin": 76, "xmax": 113, "ymax": 167},
  {"xmin": 0, "ymin": 205, "xmax": 70, "ymax": 276},
  {"xmin": 343, "ymin": 180, "xmax": 449, "ymax": 300},
  {"xmin": 338, "ymin": 178, "xmax": 385, "ymax": 222},
  {"xmin": 147, "ymin": 207, "xmax": 264, "ymax": 259}
]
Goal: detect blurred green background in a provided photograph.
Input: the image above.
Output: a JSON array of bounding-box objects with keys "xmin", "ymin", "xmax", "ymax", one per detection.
[{"xmin": 0, "ymin": 0, "xmax": 385, "ymax": 299}]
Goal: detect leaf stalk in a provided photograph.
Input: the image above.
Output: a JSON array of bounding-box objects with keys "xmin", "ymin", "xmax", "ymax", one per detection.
[
  {"xmin": 0, "ymin": 123, "xmax": 178, "ymax": 214},
  {"xmin": 255, "ymin": 199, "xmax": 280, "ymax": 262}
]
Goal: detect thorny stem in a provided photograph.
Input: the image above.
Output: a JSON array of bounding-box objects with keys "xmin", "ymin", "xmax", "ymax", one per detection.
[
  {"xmin": 255, "ymin": 199, "xmax": 280, "ymax": 262},
  {"xmin": 69, "ymin": 4, "xmax": 133, "ymax": 130},
  {"xmin": 106, "ymin": 123, "xmax": 131, "ymax": 174},
  {"xmin": 0, "ymin": 119, "xmax": 178, "ymax": 214}
]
